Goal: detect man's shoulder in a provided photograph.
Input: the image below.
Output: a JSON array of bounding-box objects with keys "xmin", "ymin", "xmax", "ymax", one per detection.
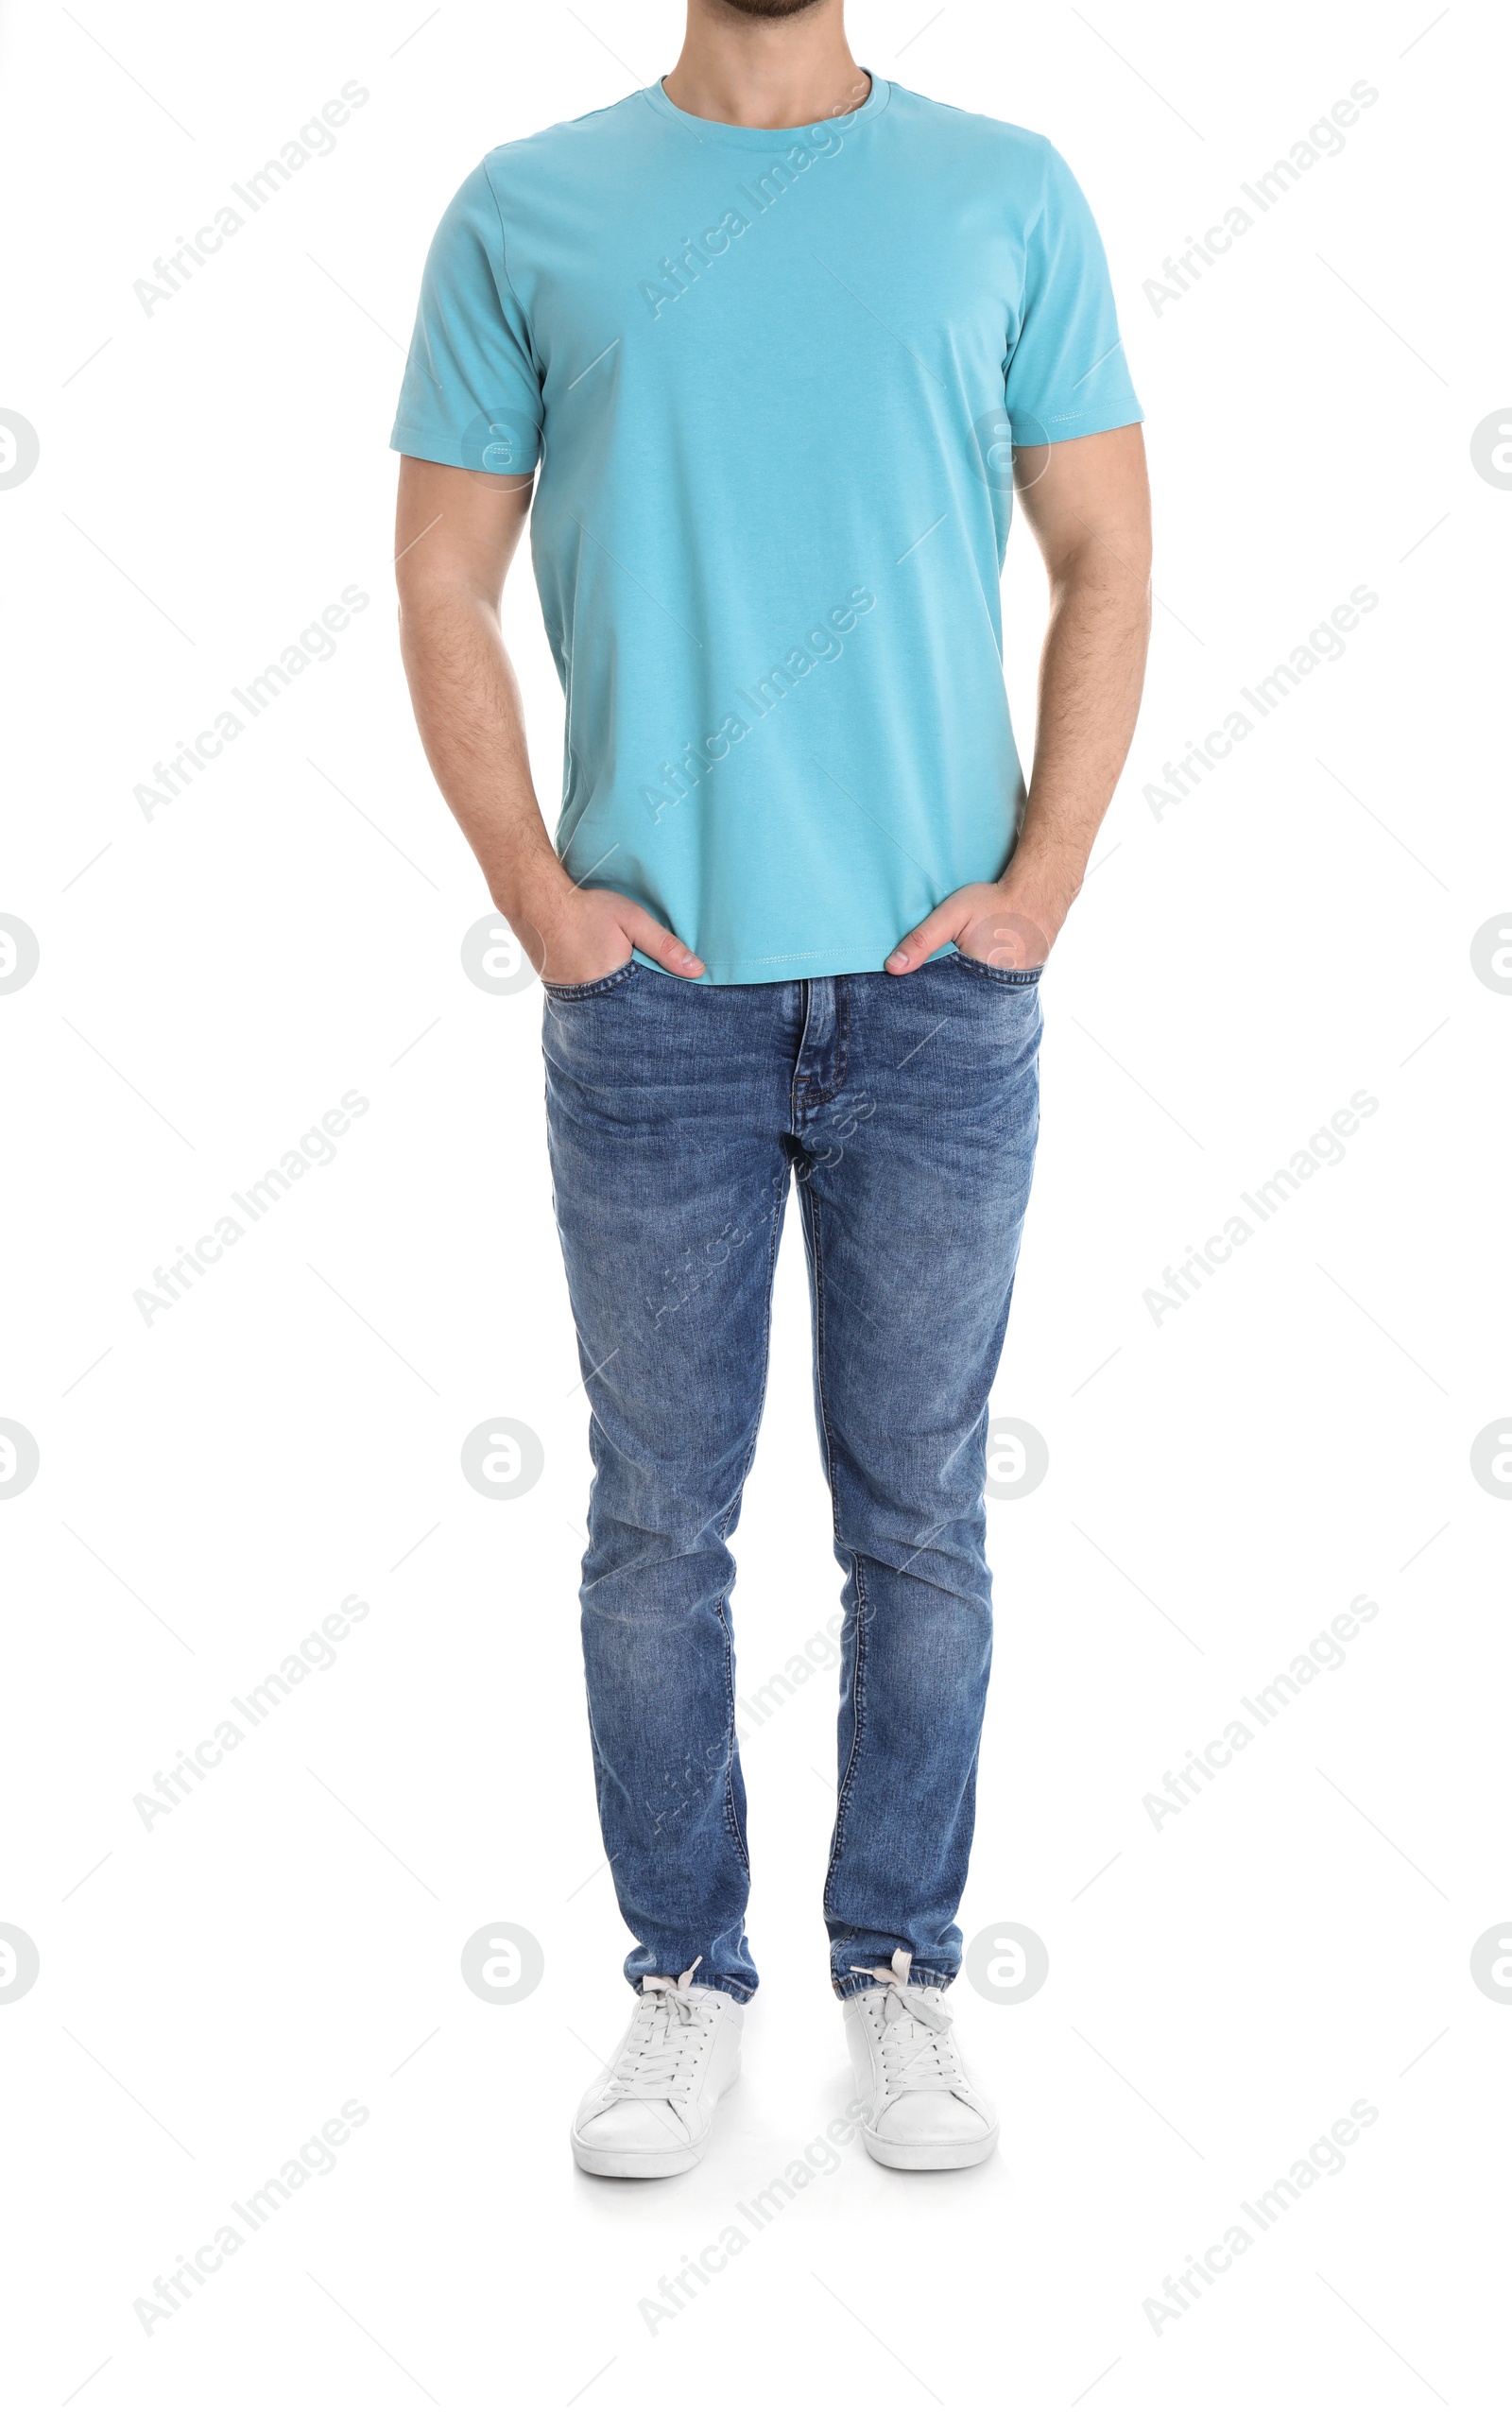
[
  {"xmin": 884, "ymin": 80, "xmax": 1051, "ymax": 169},
  {"xmin": 477, "ymin": 89, "xmax": 649, "ymax": 182}
]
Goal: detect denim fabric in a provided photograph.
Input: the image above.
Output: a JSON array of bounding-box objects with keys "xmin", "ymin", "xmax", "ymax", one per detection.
[{"xmin": 542, "ymin": 956, "xmax": 1040, "ymax": 1999}]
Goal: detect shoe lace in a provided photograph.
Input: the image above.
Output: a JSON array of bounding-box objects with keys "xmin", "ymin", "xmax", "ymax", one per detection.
[
  {"xmin": 606, "ymin": 1960, "xmax": 712, "ymax": 2100},
  {"xmin": 849, "ymin": 1949, "xmax": 966, "ymax": 2095}
]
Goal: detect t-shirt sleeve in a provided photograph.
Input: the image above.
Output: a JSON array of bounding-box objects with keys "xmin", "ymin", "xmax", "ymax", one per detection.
[
  {"xmin": 1004, "ymin": 139, "xmax": 1143, "ymax": 445},
  {"xmin": 389, "ymin": 161, "xmax": 543, "ymax": 476}
]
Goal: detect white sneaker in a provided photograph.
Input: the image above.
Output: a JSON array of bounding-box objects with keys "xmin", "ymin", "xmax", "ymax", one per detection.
[
  {"xmin": 571, "ymin": 1960, "xmax": 743, "ymax": 2178},
  {"xmin": 843, "ymin": 1949, "xmax": 998, "ymax": 2170}
]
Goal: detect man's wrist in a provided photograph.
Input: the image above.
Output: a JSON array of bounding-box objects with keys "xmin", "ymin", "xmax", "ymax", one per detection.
[
  {"xmin": 994, "ymin": 858, "xmax": 1081, "ymax": 940},
  {"xmin": 492, "ymin": 853, "xmax": 576, "ymax": 930}
]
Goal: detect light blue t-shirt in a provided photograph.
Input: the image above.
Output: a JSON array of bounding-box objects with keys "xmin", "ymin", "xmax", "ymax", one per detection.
[{"xmin": 392, "ymin": 76, "xmax": 1141, "ymax": 983}]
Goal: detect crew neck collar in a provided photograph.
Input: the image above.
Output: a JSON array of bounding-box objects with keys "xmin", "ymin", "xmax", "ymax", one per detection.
[{"xmin": 643, "ymin": 69, "xmax": 890, "ymax": 148}]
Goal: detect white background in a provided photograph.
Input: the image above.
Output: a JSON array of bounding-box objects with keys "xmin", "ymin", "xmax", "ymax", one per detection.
[{"xmin": 3, "ymin": 0, "xmax": 1509, "ymax": 2405}]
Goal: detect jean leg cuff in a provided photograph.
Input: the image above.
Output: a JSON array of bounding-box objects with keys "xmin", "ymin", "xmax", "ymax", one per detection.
[{"xmin": 832, "ymin": 1965, "xmax": 954, "ymax": 2002}]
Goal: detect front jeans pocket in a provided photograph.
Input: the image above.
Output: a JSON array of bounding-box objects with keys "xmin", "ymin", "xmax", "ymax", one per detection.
[
  {"xmin": 541, "ymin": 963, "xmax": 639, "ymax": 1001},
  {"xmin": 951, "ymin": 949, "xmax": 1043, "ymax": 989}
]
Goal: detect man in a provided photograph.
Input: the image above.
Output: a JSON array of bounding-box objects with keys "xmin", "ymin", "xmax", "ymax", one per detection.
[{"xmin": 393, "ymin": 0, "xmax": 1150, "ymax": 2179}]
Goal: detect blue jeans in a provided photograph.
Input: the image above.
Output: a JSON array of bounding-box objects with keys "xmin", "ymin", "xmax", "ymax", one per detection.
[{"xmin": 543, "ymin": 955, "xmax": 1041, "ymax": 2002}]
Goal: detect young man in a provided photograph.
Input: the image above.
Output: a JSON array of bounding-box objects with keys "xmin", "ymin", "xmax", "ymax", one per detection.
[{"xmin": 393, "ymin": 0, "xmax": 1150, "ymax": 2178}]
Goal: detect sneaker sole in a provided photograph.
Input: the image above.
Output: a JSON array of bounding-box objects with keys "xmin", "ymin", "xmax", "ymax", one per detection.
[
  {"xmin": 860, "ymin": 2122, "xmax": 999, "ymax": 2171},
  {"xmin": 570, "ymin": 2069, "xmax": 738, "ymax": 2179},
  {"xmin": 570, "ymin": 2133, "xmax": 706, "ymax": 2179}
]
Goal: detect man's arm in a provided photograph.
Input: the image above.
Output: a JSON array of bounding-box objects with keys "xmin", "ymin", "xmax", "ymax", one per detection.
[
  {"xmin": 885, "ymin": 422, "xmax": 1152, "ymax": 973},
  {"xmin": 394, "ymin": 457, "xmax": 705, "ymax": 982}
]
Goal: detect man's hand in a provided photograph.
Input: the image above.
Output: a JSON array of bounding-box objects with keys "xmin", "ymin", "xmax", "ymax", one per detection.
[
  {"xmin": 512, "ymin": 878, "xmax": 705, "ymax": 986},
  {"xmin": 885, "ymin": 880, "xmax": 1058, "ymax": 975}
]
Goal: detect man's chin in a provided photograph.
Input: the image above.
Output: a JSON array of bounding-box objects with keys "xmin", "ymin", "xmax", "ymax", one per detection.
[{"xmin": 709, "ymin": 0, "xmax": 830, "ymax": 19}]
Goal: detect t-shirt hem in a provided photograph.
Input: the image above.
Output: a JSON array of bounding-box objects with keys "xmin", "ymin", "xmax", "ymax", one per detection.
[
  {"xmin": 632, "ymin": 940, "xmax": 954, "ymax": 986},
  {"xmin": 389, "ymin": 424, "xmax": 540, "ymax": 472},
  {"xmin": 1036, "ymin": 401, "xmax": 1144, "ymax": 437}
]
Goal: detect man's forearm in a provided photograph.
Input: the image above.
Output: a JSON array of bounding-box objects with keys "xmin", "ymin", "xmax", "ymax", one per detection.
[
  {"xmin": 398, "ymin": 584, "xmax": 569, "ymax": 922},
  {"xmin": 1003, "ymin": 541, "xmax": 1152, "ymax": 926},
  {"xmin": 394, "ymin": 457, "xmax": 704, "ymax": 983}
]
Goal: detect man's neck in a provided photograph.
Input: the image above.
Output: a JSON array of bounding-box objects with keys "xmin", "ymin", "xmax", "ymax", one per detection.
[{"xmin": 663, "ymin": 4, "xmax": 869, "ymax": 131}]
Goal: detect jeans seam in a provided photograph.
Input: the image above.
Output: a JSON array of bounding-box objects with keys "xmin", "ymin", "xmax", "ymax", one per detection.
[
  {"xmin": 787, "ymin": 974, "xmax": 850, "ymax": 1125},
  {"xmin": 713, "ymin": 1581, "xmax": 749, "ymax": 1878},
  {"xmin": 714, "ymin": 1168, "xmax": 787, "ymax": 1879},
  {"xmin": 833, "ymin": 1966, "xmax": 954, "ymax": 1998},
  {"xmin": 952, "ymin": 953, "xmax": 1041, "ymax": 989},
  {"xmin": 631, "ymin": 1974, "xmax": 754, "ymax": 2005},
  {"xmin": 799, "ymin": 975, "xmax": 850, "ymax": 1112},
  {"xmin": 804, "ymin": 1181, "xmax": 866, "ymax": 1914},
  {"xmin": 827, "ymin": 1551, "xmax": 867, "ymax": 1901},
  {"xmin": 700, "ymin": 1978, "xmax": 754, "ymax": 2005},
  {"xmin": 542, "ymin": 963, "xmax": 637, "ymax": 1001}
]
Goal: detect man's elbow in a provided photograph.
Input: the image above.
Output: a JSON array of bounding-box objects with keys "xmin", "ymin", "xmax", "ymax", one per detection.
[{"xmin": 396, "ymin": 560, "xmax": 496, "ymax": 637}]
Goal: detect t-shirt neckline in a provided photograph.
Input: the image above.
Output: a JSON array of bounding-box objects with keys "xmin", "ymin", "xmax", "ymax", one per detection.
[{"xmin": 642, "ymin": 69, "xmax": 890, "ymax": 149}]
